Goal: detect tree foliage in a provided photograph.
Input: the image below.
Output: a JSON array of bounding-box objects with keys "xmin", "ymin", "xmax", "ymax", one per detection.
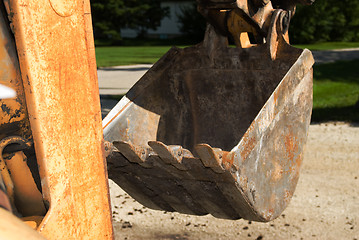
[
  {"xmin": 91, "ymin": 0, "xmax": 169, "ymax": 41},
  {"xmin": 289, "ymin": 0, "xmax": 359, "ymax": 43},
  {"xmin": 177, "ymin": 3, "xmax": 207, "ymax": 42},
  {"xmin": 177, "ymin": 0, "xmax": 359, "ymax": 44}
]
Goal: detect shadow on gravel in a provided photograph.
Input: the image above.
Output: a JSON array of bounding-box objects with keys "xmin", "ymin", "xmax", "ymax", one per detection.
[
  {"xmin": 313, "ymin": 49, "xmax": 359, "ymax": 64},
  {"xmin": 311, "ymin": 105, "xmax": 359, "ymax": 124},
  {"xmin": 100, "ymin": 95, "xmax": 123, "ymax": 119},
  {"xmin": 99, "ymin": 67, "xmax": 151, "ymax": 72},
  {"xmin": 154, "ymin": 233, "xmax": 190, "ymax": 240}
]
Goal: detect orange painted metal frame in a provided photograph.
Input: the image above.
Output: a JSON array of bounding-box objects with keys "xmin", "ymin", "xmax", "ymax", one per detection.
[{"xmin": 7, "ymin": 0, "xmax": 113, "ymax": 239}]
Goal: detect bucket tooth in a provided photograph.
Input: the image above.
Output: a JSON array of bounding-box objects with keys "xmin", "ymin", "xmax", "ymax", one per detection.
[
  {"xmin": 148, "ymin": 141, "xmax": 188, "ymax": 171},
  {"xmin": 113, "ymin": 141, "xmax": 151, "ymax": 168},
  {"xmin": 195, "ymin": 144, "xmax": 225, "ymax": 173}
]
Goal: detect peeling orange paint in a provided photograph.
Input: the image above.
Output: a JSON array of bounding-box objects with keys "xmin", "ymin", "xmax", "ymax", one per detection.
[{"xmin": 222, "ymin": 151, "xmax": 234, "ymax": 169}]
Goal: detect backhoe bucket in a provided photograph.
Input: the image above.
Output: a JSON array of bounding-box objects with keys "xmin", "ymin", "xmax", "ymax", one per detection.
[{"xmin": 103, "ymin": 26, "xmax": 314, "ymax": 221}]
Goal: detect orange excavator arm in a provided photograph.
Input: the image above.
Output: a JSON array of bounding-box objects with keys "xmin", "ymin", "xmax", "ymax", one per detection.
[{"xmin": 0, "ymin": 0, "xmax": 113, "ymax": 239}]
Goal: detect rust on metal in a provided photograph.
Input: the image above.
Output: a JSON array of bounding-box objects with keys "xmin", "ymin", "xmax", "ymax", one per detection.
[
  {"xmin": 148, "ymin": 141, "xmax": 189, "ymax": 170},
  {"xmin": 195, "ymin": 144, "xmax": 225, "ymax": 173},
  {"xmin": 221, "ymin": 150, "xmax": 235, "ymax": 170},
  {"xmin": 239, "ymin": 135, "xmax": 256, "ymax": 163},
  {"xmin": 7, "ymin": 0, "xmax": 114, "ymax": 238}
]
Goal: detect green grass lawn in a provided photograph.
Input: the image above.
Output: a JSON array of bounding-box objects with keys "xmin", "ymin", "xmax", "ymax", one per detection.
[
  {"xmin": 294, "ymin": 42, "xmax": 359, "ymax": 51},
  {"xmin": 95, "ymin": 42, "xmax": 359, "ymax": 67},
  {"xmin": 95, "ymin": 42, "xmax": 359, "ymax": 122},
  {"xmin": 312, "ymin": 60, "xmax": 359, "ymax": 122},
  {"xmin": 95, "ymin": 46, "xmax": 182, "ymax": 67}
]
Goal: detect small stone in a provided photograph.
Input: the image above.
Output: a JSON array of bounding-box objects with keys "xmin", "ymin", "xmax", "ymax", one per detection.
[
  {"xmin": 185, "ymin": 222, "xmax": 191, "ymax": 226},
  {"xmin": 243, "ymin": 226, "xmax": 249, "ymax": 230},
  {"xmin": 256, "ymin": 235, "xmax": 263, "ymax": 240},
  {"xmin": 122, "ymin": 221, "xmax": 132, "ymax": 229},
  {"xmin": 134, "ymin": 209, "xmax": 143, "ymax": 213}
]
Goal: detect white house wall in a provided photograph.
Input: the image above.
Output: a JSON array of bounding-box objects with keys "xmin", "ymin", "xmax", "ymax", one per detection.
[{"xmin": 121, "ymin": 1, "xmax": 192, "ymax": 38}]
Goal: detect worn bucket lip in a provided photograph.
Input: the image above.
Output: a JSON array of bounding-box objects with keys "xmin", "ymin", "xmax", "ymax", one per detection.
[
  {"xmin": 231, "ymin": 48, "xmax": 315, "ymax": 152},
  {"xmin": 221, "ymin": 48, "xmax": 315, "ymax": 221}
]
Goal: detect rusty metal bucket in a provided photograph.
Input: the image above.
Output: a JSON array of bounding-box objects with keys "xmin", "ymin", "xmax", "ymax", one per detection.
[{"xmin": 103, "ymin": 24, "xmax": 314, "ymax": 221}]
